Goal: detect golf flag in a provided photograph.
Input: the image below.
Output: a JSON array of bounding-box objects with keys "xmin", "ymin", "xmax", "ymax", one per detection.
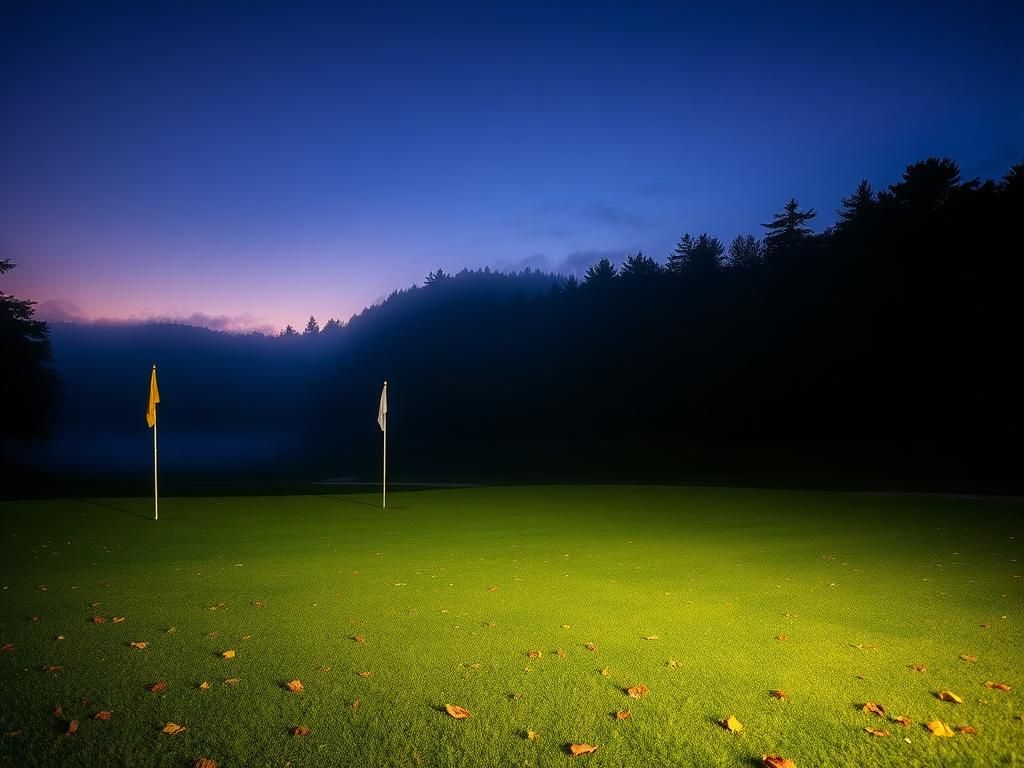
[
  {"xmin": 146, "ymin": 367, "xmax": 160, "ymax": 428},
  {"xmin": 379, "ymin": 381, "xmax": 387, "ymax": 508}
]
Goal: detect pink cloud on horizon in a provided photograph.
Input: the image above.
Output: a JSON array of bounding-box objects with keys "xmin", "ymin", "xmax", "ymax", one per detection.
[{"xmin": 34, "ymin": 299, "xmax": 279, "ymax": 335}]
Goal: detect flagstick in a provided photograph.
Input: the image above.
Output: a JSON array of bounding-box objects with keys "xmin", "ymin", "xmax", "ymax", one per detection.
[
  {"xmin": 153, "ymin": 374, "xmax": 159, "ymax": 522},
  {"xmin": 382, "ymin": 407, "xmax": 387, "ymax": 510}
]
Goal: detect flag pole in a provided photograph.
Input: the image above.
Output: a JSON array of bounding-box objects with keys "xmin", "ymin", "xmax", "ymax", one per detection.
[
  {"xmin": 382, "ymin": 380, "xmax": 387, "ymax": 510},
  {"xmin": 152, "ymin": 365, "xmax": 159, "ymax": 522}
]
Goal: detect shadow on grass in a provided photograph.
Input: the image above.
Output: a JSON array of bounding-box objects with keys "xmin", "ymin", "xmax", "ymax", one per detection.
[{"xmin": 75, "ymin": 498, "xmax": 149, "ymax": 520}]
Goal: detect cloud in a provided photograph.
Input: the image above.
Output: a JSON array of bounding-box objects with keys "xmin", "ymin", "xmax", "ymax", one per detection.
[
  {"xmin": 556, "ymin": 248, "xmax": 631, "ymax": 276},
  {"xmin": 584, "ymin": 202, "xmax": 653, "ymax": 231},
  {"xmin": 33, "ymin": 301, "xmax": 276, "ymax": 335},
  {"xmin": 494, "ymin": 253, "xmax": 551, "ymax": 273}
]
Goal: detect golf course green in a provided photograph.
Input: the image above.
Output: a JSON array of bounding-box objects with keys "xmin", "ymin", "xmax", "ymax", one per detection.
[{"xmin": 1, "ymin": 485, "xmax": 1021, "ymax": 767}]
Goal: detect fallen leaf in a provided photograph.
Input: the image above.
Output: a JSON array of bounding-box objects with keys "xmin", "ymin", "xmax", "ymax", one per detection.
[
  {"xmin": 357, "ymin": 671, "xmax": 372, "ymax": 678},
  {"xmin": 223, "ymin": 678, "xmax": 240, "ymax": 685},
  {"xmin": 957, "ymin": 725, "xmax": 977, "ymax": 734},
  {"xmin": 667, "ymin": 659, "xmax": 680, "ymax": 668},
  {"xmin": 891, "ymin": 715, "xmax": 913, "ymax": 727},
  {"xmin": 775, "ymin": 634, "xmax": 789, "ymax": 642},
  {"xmin": 980, "ymin": 623, "xmax": 990, "ymax": 628},
  {"xmin": 849, "ymin": 643, "xmax": 878, "ymax": 649},
  {"xmin": 984, "ymin": 681, "xmax": 1011, "ymax": 692},
  {"xmin": 486, "ymin": 586, "xmax": 498, "ymax": 592},
  {"xmin": 526, "ymin": 729, "xmax": 540, "ymax": 741},
  {"xmin": 864, "ymin": 727, "xmax": 890, "ymax": 737},
  {"xmin": 198, "ymin": 681, "xmax": 210, "ymax": 690},
  {"xmin": 555, "ymin": 649, "xmax": 567, "ymax": 658},
  {"xmin": 162, "ymin": 722, "xmax": 186, "ymax": 735},
  {"xmin": 625, "ymin": 684, "xmax": 650, "ymax": 698},
  {"xmin": 253, "ymin": 600, "xmax": 265, "ymax": 608},
  {"xmin": 65, "ymin": 720, "xmax": 78, "ymax": 735},
  {"xmin": 31, "ymin": 616, "xmax": 41, "ymax": 622},
  {"xmin": 353, "ymin": 635, "xmax": 365, "ymax": 643},
  {"xmin": 1, "ymin": 643, "xmax": 14, "ymax": 652},
  {"xmin": 90, "ymin": 602, "xmax": 100, "ymax": 608},
  {"xmin": 722, "ymin": 715, "xmax": 744, "ymax": 732},
  {"xmin": 527, "ymin": 649, "xmax": 542, "ymax": 659},
  {"xmin": 112, "ymin": 617, "xmax": 125, "ymax": 624},
  {"xmin": 130, "ymin": 641, "xmax": 148, "ymax": 650},
  {"xmin": 43, "ymin": 665, "xmax": 63, "ymax": 674},
  {"xmin": 584, "ymin": 642, "xmax": 597, "ymax": 652},
  {"xmin": 148, "ymin": 681, "xmax": 167, "ymax": 693},
  {"xmin": 285, "ymin": 680, "xmax": 304, "ymax": 692},
  {"xmin": 561, "ymin": 624, "xmax": 571, "ymax": 629},
  {"xmin": 909, "ymin": 663, "xmax": 926, "ymax": 673},
  {"xmin": 770, "ymin": 690, "xmax": 789, "ymax": 700},
  {"xmin": 221, "ymin": 649, "xmax": 236, "ymax": 659},
  {"xmin": 166, "ymin": 627, "xmax": 177, "ymax": 634},
  {"xmin": 352, "ymin": 698, "xmax": 361, "ymax": 711},
  {"xmin": 290, "ymin": 725, "xmax": 310, "ymax": 737},
  {"xmin": 643, "ymin": 635, "xmax": 659, "ymax": 641},
  {"xmin": 937, "ymin": 690, "xmax": 963, "ymax": 703},
  {"xmin": 615, "ymin": 710, "xmax": 632, "ymax": 721},
  {"xmin": 53, "ymin": 704, "xmax": 63, "ymax": 718},
  {"xmin": 568, "ymin": 743, "xmax": 598, "ymax": 756},
  {"xmin": 91, "ymin": 616, "xmax": 106, "ymax": 624},
  {"xmin": 318, "ymin": 665, "xmax": 331, "ymax": 672},
  {"xmin": 444, "ymin": 704, "xmax": 471, "ymax": 719},
  {"xmin": 599, "ymin": 667, "xmax": 610, "ymax": 677},
  {"xmin": 55, "ymin": 636, "xmax": 65, "ymax": 641},
  {"xmin": 862, "ymin": 702, "xmax": 886, "ymax": 717},
  {"xmin": 926, "ymin": 719, "xmax": 954, "ymax": 737},
  {"xmin": 193, "ymin": 759, "xmax": 218, "ymax": 768},
  {"xmin": 762, "ymin": 756, "xmax": 796, "ymax": 768},
  {"xmin": 94, "ymin": 711, "xmax": 112, "ymax": 720},
  {"xmin": 960, "ymin": 654, "xmax": 978, "ymax": 662}
]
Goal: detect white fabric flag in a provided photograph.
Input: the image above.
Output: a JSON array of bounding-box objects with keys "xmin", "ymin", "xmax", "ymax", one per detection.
[{"xmin": 378, "ymin": 381, "xmax": 387, "ymax": 431}]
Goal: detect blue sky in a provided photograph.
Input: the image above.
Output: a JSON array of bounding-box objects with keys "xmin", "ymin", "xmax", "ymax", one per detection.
[{"xmin": 2, "ymin": 1, "xmax": 1021, "ymax": 333}]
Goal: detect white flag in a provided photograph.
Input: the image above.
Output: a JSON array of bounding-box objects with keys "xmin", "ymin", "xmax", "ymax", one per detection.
[{"xmin": 377, "ymin": 381, "xmax": 387, "ymax": 431}]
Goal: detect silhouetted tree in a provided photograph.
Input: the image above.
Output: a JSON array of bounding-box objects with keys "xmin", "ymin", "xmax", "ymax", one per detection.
[
  {"xmin": 762, "ymin": 198, "xmax": 817, "ymax": 255},
  {"xmin": 620, "ymin": 251, "xmax": 662, "ymax": 279},
  {"xmin": 836, "ymin": 180, "xmax": 875, "ymax": 229},
  {"xmin": 727, "ymin": 234, "xmax": 762, "ymax": 269},
  {"xmin": 666, "ymin": 233, "xmax": 695, "ymax": 274},
  {"xmin": 887, "ymin": 157, "xmax": 962, "ymax": 212},
  {"xmin": 303, "ymin": 316, "xmax": 320, "ymax": 335},
  {"xmin": 425, "ymin": 268, "xmax": 450, "ymax": 286},
  {"xmin": 583, "ymin": 257, "xmax": 617, "ymax": 286},
  {"xmin": 0, "ymin": 259, "xmax": 61, "ymax": 451},
  {"xmin": 322, "ymin": 318, "xmax": 343, "ymax": 333},
  {"xmin": 279, "ymin": 324, "xmax": 299, "ymax": 338}
]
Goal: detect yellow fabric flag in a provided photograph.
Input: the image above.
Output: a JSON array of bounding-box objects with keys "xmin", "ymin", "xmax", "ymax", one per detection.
[{"xmin": 146, "ymin": 367, "xmax": 160, "ymax": 428}]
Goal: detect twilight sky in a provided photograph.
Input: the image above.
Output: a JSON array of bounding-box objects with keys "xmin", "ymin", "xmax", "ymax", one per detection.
[{"xmin": 2, "ymin": 2, "xmax": 1021, "ymax": 334}]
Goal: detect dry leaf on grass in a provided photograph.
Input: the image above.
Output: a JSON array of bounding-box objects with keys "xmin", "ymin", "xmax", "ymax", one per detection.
[
  {"xmin": 625, "ymin": 684, "xmax": 650, "ymax": 698},
  {"xmin": 667, "ymin": 659, "xmax": 680, "ymax": 668},
  {"xmin": 770, "ymin": 690, "xmax": 789, "ymax": 701},
  {"xmin": 285, "ymin": 680, "xmax": 304, "ymax": 692},
  {"xmin": 526, "ymin": 650, "xmax": 542, "ymax": 659},
  {"xmin": 357, "ymin": 671, "xmax": 373, "ymax": 678},
  {"xmin": 926, "ymin": 719, "xmax": 954, "ymax": 737},
  {"xmin": 221, "ymin": 650, "xmax": 235, "ymax": 659},
  {"xmin": 891, "ymin": 715, "xmax": 913, "ymax": 727},
  {"xmin": 864, "ymin": 727, "xmax": 889, "ymax": 737},
  {"xmin": 43, "ymin": 665, "xmax": 63, "ymax": 674},
  {"xmin": 290, "ymin": 725, "xmax": 310, "ymax": 737},
  {"xmin": 526, "ymin": 729, "xmax": 539, "ymax": 741},
  {"xmin": 130, "ymin": 642, "xmax": 148, "ymax": 650},
  {"xmin": 353, "ymin": 635, "xmax": 366, "ymax": 644},
  {"xmin": 909, "ymin": 663, "xmax": 926, "ymax": 673},
  {"xmin": 643, "ymin": 635, "xmax": 659, "ymax": 641},
  {"xmin": 148, "ymin": 681, "xmax": 167, "ymax": 693},
  {"xmin": 615, "ymin": 710, "xmax": 632, "ymax": 721},
  {"xmin": 568, "ymin": 743, "xmax": 598, "ymax": 756},
  {"xmin": 762, "ymin": 756, "xmax": 796, "ymax": 768},
  {"xmin": 862, "ymin": 702, "xmax": 886, "ymax": 717},
  {"xmin": 957, "ymin": 725, "xmax": 977, "ymax": 734},
  {"xmin": 94, "ymin": 711, "xmax": 112, "ymax": 720},
  {"xmin": 112, "ymin": 617, "xmax": 125, "ymax": 624},
  {"xmin": 352, "ymin": 699, "xmax": 361, "ymax": 711},
  {"xmin": 193, "ymin": 759, "xmax": 218, "ymax": 768},
  {"xmin": 65, "ymin": 720, "xmax": 78, "ymax": 735},
  {"xmin": 198, "ymin": 681, "xmax": 210, "ymax": 690},
  {"xmin": 775, "ymin": 634, "xmax": 789, "ymax": 642},
  {"xmin": 555, "ymin": 649, "xmax": 567, "ymax": 658},
  {"xmin": 1, "ymin": 643, "xmax": 14, "ymax": 653},
  {"xmin": 599, "ymin": 667, "xmax": 610, "ymax": 677},
  {"xmin": 960, "ymin": 654, "xmax": 978, "ymax": 662},
  {"xmin": 937, "ymin": 690, "xmax": 963, "ymax": 703},
  {"xmin": 91, "ymin": 616, "xmax": 106, "ymax": 624},
  {"xmin": 52, "ymin": 705, "xmax": 63, "ymax": 718},
  {"xmin": 444, "ymin": 704, "xmax": 471, "ymax": 719},
  {"xmin": 486, "ymin": 586, "xmax": 499, "ymax": 592},
  {"xmin": 722, "ymin": 715, "xmax": 744, "ymax": 732},
  {"xmin": 584, "ymin": 642, "xmax": 597, "ymax": 652},
  {"xmin": 162, "ymin": 722, "xmax": 186, "ymax": 735},
  {"xmin": 223, "ymin": 678, "xmax": 240, "ymax": 686},
  {"xmin": 984, "ymin": 681, "xmax": 1011, "ymax": 691}
]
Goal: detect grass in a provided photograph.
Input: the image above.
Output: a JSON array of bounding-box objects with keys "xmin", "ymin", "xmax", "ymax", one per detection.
[{"xmin": 0, "ymin": 485, "xmax": 1021, "ymax": 767}]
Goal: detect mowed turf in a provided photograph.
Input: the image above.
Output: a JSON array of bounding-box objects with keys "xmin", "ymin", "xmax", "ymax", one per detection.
[{"xmin": 0, "ymin": 485, "xmax": 1021, "ymax": 768}]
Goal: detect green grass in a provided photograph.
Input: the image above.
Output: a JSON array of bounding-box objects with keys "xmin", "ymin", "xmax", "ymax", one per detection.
[{"xmin": 1, "ymin": 485, "xmax": 1022, "ymax": 767}]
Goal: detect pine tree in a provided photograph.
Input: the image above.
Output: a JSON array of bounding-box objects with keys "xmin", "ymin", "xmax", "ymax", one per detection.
[
  {"xmin": 762, "ymin": 199, "xmax": 817, "ymax": 254},
  {"xmin": 303, "ymin": 316, "xmax": 320, "ymax": 335},
  {"xmin": 620, "ymin": 251, "xmax": 662, "ymax": 279},
  {"xmin": 583, "ymin": 257, "xmax": 618, "ymax": 286},
  {"xmin": 727, "ymin": 234, "xmax": 762, "ymax": 269}
]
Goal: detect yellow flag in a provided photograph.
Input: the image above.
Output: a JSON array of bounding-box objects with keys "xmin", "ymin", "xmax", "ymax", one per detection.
[{"xmin": 146, "ymin": 367, "xmax": 160, "ymax": 428}]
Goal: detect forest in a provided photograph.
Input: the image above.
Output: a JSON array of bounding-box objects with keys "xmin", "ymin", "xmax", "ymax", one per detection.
[{"xmin": 4, "ymin": 157, "xmax": 1022, "ymax": 491}]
